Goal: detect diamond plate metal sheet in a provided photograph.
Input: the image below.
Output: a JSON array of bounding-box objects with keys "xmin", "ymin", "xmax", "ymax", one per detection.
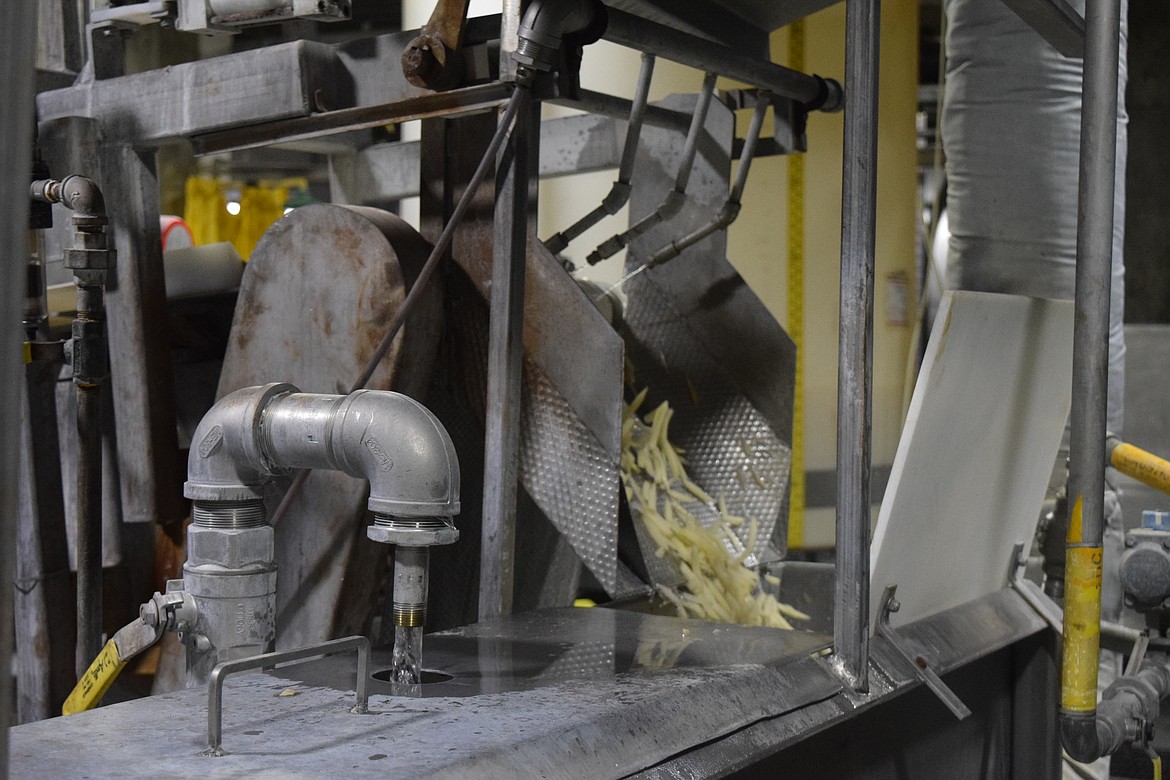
[
  {"xmin": 422, "ymin": 114, "xmax": 629, "ymax": 600},
  {"xmin": 519, "ymin": 363, "xmax": 621, "ymax": 596},
  {"xmin": 621, "ymin": 92, "xmax": 796, "ymax": 584}
]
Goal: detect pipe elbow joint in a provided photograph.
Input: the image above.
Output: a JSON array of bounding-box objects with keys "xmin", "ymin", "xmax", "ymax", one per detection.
[
  {"xmin": 328, "ymin": 390, "xmax": 460, "ymax": 520},
  {"xmin": 1060, "ymin": 712, "xmax": 1106, "ymax": 764},
  {"xmin": 515, "ymin": 0, "xmax": 606, "ymax": 75},
  {"xmin": 60, "ymin": 175, "xmax": 109, "ymax": 228},
  {"xmin": 184, "ymin": 384, "xmax": 295, "ymax": 502}
]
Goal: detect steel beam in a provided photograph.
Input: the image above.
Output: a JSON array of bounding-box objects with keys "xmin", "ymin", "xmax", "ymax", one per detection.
[
  {"xmin": 100, "ymin": 143, "xmax": 184, "ymax": 525},
  {"xmin": 834, "ymin": 0, "xmax": 880, "ymax": 692},
  {"xmin": 36, "ymin": 40, "xmax": 350, "ymax": 146},
  {"xmin": 0, "ymin": 1, "xmax": 37, "ymax": 767},
  {"xmin": 479, "ymin": 92, "xmax": 538, "ymax": 619}
]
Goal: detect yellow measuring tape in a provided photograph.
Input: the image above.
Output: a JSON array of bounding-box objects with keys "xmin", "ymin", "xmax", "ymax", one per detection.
[{"xmin": 786, "ymin": 19, "xmax": 806, "ymax": 550}]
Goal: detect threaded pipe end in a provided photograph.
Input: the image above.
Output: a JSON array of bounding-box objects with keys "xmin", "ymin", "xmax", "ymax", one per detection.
[
  {"xmin": 374, "ymin": 515, "xmax": 448, "ymax": 531},
  {"xmin": 193, "ymin": 499, "xmax": 267, "ymax": 529},
  {"xmin": 515, "ymin": 38, "xmax": 557, "ymax": 72},
  {"xmin": 393, "ymin": 604, "xmax": 427, "ymax": 628}
]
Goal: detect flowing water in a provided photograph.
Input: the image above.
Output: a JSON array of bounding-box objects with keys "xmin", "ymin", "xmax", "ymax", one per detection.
[{"xmin": 390, "ymin": 624, "xmax": 423, "ymax": 695}]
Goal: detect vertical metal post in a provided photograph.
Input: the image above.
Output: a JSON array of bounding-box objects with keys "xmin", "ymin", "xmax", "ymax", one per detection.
[
  {"xmin": 16, "ymin": 361, "xmax": 76, "ymax": 722},
  {"xmin": 0, "ymin": 0, "xmax": 37, "ymax": 765},
  {"xmin": 1059, "ymin": 0, "xmax": 1122, "ymax": 753},
  {"xmin": 99, "ymin": 144, "xmax": 183, "ymax": 527},
  {"xmin": 479, "ymin": 90, "xmax": 536, "ymax": 620},
  {"xmin": 834, "ymin": 0, "xmax": 880, "ymax": 692}
]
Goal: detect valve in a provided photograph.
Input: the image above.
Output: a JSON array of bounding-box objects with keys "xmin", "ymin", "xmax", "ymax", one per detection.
[{"xmin": 62, "ymin": 581, "xmax": 197, "ymax": 715}]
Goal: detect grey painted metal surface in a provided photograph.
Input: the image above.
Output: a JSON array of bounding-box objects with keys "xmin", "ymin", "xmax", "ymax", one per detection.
[
  {"xmin": 2, "ymin": 3, "xmax": 37, "ymax": 767},
  {"xmin": 207, "ymin": 635, "xmax": 370, "ymax": 754},
  {"xmin": 834, "ymin": 0, "xmax": 880, "ymax": 692},
  {"xmin": 36, "ymin": 40, "xmax": 350, "ymax": 146},
  {"xmin": 622, "ymin": 92, "xmax": 795, "ymax": 582},
  {"xmin": 10, "ymin": 607, "xmax": 838, "ymax": 778},
  {"xmin": 16, "ymin": 361, "xmax": 75, "ymax": 723},
  {"xmin": 217, "ymin": 206, "xmax": 442, "ymax": 651},
  {"xmin": 480, "ymin": 95, "xmax": 537, "ymax": 620},
  {"xmin": 634, "ymin": 587, "xmax": 1051, "ymax": 778}
]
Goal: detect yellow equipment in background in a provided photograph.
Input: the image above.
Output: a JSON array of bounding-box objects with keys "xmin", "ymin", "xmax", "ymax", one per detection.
[{"xmin": 183, "ymin": 176, "xmax": 309, "ymax": 260}]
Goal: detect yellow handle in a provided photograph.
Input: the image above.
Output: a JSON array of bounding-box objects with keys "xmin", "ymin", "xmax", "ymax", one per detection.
[
  {"xmin": 62, "ymin": 639, "xmax": 126, "ymax": 715},
  {"xmin": 1111, "ymin": 441, "xmax": 1170, "ymax": 496}
]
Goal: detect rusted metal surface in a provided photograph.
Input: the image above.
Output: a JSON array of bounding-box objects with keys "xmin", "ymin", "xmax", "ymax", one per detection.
[{"xmin": 216, "ymin": 205, "xmax": 442, "ymax": 650}]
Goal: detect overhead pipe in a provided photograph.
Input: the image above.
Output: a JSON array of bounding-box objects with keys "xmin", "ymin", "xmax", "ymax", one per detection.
[
  {"xmin": 642, "ymin": 92, "xmax": 770, "ymax": 269},
  {"xmin": 1060, "ymin": 0, "xmax": 1125, "ymax": 763},
  {"xmin": 544, "ymin": 52, "xmax": 656, "ymax": 262},
  {"xmin": 587, "ymin": 71, "xmax": 718, "ymax": 265},
  {"xmin": 601, "ymin": 8, "xmax": 842, "ymax": 111},
  {"xmin": 512, "ymin": 0, "xmax": 606, "ymax": 83}
]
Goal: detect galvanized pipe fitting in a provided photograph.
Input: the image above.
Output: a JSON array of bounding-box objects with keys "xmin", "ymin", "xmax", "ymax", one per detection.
[
  {"xmin": 392, "ymin": 546, "xmax": 430, "ymax": 629},
  {"xmin": 186, "ymin": 384, "xmax": 460, "ymax": 520},
  {"xmin": 181, "ymin": 384, "xmax": 460, "ymax": 683}
]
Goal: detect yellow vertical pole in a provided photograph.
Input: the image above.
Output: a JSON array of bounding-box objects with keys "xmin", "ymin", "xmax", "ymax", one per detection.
[{"xmin": 786, "ymin": 19, "xmax": 807, "ymax": 550}]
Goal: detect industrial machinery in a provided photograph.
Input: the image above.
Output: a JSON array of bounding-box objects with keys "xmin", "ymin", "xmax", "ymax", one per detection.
[{"xmin": 0, "ymin": 0, "xmax": 1155, "ymax": 776}]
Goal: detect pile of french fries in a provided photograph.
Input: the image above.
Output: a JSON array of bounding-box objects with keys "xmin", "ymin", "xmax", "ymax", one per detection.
[{"xmin": 621, "ymin": 389, "xmax": 808, "ymax": 630}]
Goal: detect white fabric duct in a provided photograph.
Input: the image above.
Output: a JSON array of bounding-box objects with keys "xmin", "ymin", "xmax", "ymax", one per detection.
[{"xmin": 943, "ymin": 0, "xmax": 1128, "ymax": 440}]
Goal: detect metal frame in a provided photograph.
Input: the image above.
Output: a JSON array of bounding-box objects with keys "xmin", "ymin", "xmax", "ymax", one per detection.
[
  {"xmin": 29, "ymin": 0, "xmax": 874, "ymax": 711},
  {"xmin": 8, "ymin": 0, "xmax": 1128, "ymax": 773}
]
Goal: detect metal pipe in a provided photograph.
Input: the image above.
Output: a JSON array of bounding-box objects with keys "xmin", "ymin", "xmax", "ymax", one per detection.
[
  {"xmin": 588, "ymin": 72, "xmax": 717, "ymax": 265},
  {"xmin": 544, "ymin": 52, "xmax": 655, "ymax": 258},
  {"xmin": 1107, "ymin": 437, "xmax": 1170, "ymax": 496},
  {"xmin": 186, "ymin": 385, "xmax": 460, "ymax": 519},
  {"xmin": 32, "ymin": 175, "xmax": 115, "ymax": 678},
  {"xmin": 833, "ymin": 0, "xmax": 880, "ymax": 693},
  {"xmin": 480, "ymin": 90, "xmax": 536, "ymax": 620},
  {"xmin": 602, "ymin": 8, "xmax": 842, "ymax": 112},
  {"xmin": 182, "ymin": 384, "xmax": 459, "ymax": 683},
  {"xmin": 644, "ymin": 93, "xmax": 769, "ymax": 268},
  {"xmin": 1060, "ymin": 0, "xmax": 1123, "ymax": 763},
  {"xmin": 513, "ymin": 0, "xmax": 605, "ymax": 82},
  {"xmin": 75, "ymin": 384, "xmax": 104, "ymax": 673}
]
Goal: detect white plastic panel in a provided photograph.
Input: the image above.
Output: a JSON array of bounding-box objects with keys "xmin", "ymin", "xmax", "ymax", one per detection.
[{"xmin": 870, "ymin": 291, "xmax": 1074, "ymax": 628}]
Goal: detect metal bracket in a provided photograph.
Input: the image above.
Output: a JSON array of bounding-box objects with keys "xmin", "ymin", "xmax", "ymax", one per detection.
[
  {"xmin": 876, "ymin": 584, "xmax": 972, "ymax": 721},
  {"xmin": 206, "ymin": 635, "xmax": 371, "ymax": 755}
]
